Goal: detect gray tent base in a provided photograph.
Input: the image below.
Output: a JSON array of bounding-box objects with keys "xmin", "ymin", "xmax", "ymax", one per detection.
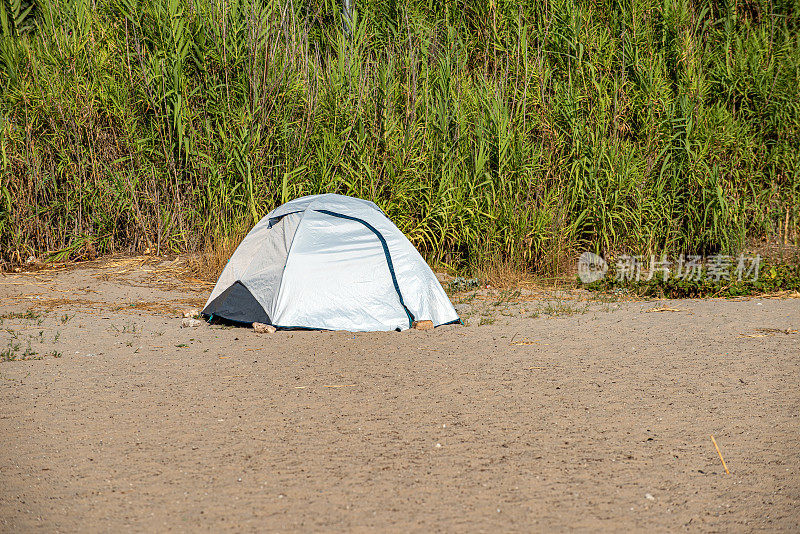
[
  {"xmin": 203, "ymin": 281, "xmax": 271, "ymax": 325},
  {"xmin": 202, "ymin": 281, "xmax": 398, "ymax": 330}
]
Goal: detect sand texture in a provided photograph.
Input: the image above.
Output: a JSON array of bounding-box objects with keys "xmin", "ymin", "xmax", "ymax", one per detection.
[{"xmin": 1, "ymin": 258, "xmax": 798, "ymax": 532}]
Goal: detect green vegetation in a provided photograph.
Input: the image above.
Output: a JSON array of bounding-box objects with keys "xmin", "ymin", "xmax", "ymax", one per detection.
[
  {"xmin": 0, "ymin": 309, "xmax": 40, "ymax": 322},
  {"xmin": 1, "ymin": 0, "xmax": 798, "ymax": 273},
  {"xmin": 109, "ymin": 320, "xmax": 138, "ymax": 334},
  {"xmin": 446, "ymin": 277, "xmax": 480, "ymax": 293},
  {"xmin": 478, "ymin": 315, "xmax": 496, "ymax": 326},
  {"xmin": 0, "ymin": 309, "xmax": 63, "ymax": 361},
  {"xmin": 539, "ymin": 299, "xmax": 588, "ymax": 316},
  {"xmin": 1, "ymin": 339, "xmax": 20, "ymax": 361}
]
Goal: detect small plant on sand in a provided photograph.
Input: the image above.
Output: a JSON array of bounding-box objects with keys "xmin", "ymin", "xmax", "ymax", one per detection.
[
  {"xmin": 0, "ymin": 309, "xmax": 41, "ymax": 323},
  {"xmin": 455, "ymin": 292, "xmax": 478, "ymax": 305},
  {"xmin": 527, "ymin": 300, "xmax": 588, "ymax": 318},
  {"xmin": 492, "ymin": 289, "xmax": 522, "ymax": 307},
  {"xmin": 122, "ymin": 322, "xmax": 137, "ymax": 334},
  {"xmin": 587, "ymin": 293, "xmax": 624, "ymax": 304},
  {"xmin": 1, "ymin": 341, "xmax": 20, "ymax": 361},
  {"xmin": 110, "ymin": 321, "xmax": 138, "ymax": 334},
  {"xmin": 22, "ymin": 340, "xmax": 38, "ymax": 359},
  {"xmin": 542, "ymin": 301, "xmax": 587, "ymax": 317}
]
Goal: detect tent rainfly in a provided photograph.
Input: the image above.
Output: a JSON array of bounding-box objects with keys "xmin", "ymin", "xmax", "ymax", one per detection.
[{"xmin": 202, "ymin": 194, "xmax": 460, "ymax": 331}]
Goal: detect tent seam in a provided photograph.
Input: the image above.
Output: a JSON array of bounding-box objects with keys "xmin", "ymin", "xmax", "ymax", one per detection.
[
  {"xmin": 270, "ymin": 210, "xmax": 306, "ymax": 324},
  {"xmin": 315, "ymin": 209, "xmax": 414, "ymax": 329}
]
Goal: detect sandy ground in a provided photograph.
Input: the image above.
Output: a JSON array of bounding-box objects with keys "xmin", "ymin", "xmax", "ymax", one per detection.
[{"xmin": 0, "ymin": 257, "xmax": 798, "ymax": 532}]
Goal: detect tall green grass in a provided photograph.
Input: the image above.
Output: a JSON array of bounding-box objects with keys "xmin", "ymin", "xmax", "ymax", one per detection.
[{"xmin": 1, "ymin": 0, "xmax": 798, "ymax": 273}]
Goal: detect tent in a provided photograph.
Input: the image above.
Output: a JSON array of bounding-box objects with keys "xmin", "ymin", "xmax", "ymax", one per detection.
[{"xmin": 202, "ymin": 194, "xmax": 460, "ymax": 331}]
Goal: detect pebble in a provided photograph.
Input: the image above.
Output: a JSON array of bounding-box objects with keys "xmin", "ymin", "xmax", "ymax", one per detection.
[
  {"xmin": 253, "ymin": 323, "xmax": 276, "ymax": 334},
  {"xmin": 645, "ymin": 493, "xmax": 655, "ymax": 500},
  {"xmin": 181, "ymin": 318, "xmax": 201, "ymax": 328}
]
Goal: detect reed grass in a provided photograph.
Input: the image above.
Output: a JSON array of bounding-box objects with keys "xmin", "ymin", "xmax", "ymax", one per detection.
[{"xmin": 1, "ymin": 0, "xmax": 798, "ymax": 274}]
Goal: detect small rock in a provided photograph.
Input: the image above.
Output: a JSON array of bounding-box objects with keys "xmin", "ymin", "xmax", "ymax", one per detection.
[
  {"xmin": 181, "ymin": 318, "xmax": 201, "ymax": 328},
  {"xmin": 253, "ymin": 322, "xmax": 276, "ymax": 334},
  {"xmin": 435, "ymin": 443, "xmax": 442, "ymax": 448},
  {"xmin": 645, "ymin": 493, "xmax": 655, "ymax": 501},
  {"xmin": 182, "ymin": 308, "xmax": 200, "ymax": 318},
  {"xmin": 413, "ymin": 320, "xmax": 434, "ymax": 331}
]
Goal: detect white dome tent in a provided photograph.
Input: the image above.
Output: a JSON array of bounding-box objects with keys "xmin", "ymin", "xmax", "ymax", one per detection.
[{"xmin": 203, "ymin": 194, "xmax": 460, "ymax": 331}]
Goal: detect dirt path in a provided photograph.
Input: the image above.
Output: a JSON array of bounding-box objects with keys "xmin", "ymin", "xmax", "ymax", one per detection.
[{"xmin": 1, "ymin": 258, "xmax": 798, "ymax": 532}]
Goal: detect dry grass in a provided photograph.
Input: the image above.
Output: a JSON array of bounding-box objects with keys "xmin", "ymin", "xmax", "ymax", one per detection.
[
  {"xmin": 472, "ymin": 258, "xmax": 577, "ymax": 292},
  {"xmin": 21, "ymin": 296, "xmax": 207, "ymax": 317},
  {"xmin": 110, "ymin": 299, "xmax": 205, "ymax": 316},
  {"xmin": 31, "ymin": 298, "xmax": 102, "ymax": 312},
  {"xmin": 186, "ymin": 233, "xmax": 248, "ymax": 283},
  {"xmin": 84, "ymin": 254, "xmax": 217, "ymax": 291}
]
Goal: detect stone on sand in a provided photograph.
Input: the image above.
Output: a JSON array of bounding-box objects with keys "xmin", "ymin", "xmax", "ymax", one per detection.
[
  {"xmin": 253, "ymin": 322, "xmax": 276, "ymax": 334},
  {"xmin": 413, "ymin": 320, "xmax": 434, "ymax": 331},
  {"xmin": 181, "ymin": 318, "xmax": 202, "ymax": 328}
]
